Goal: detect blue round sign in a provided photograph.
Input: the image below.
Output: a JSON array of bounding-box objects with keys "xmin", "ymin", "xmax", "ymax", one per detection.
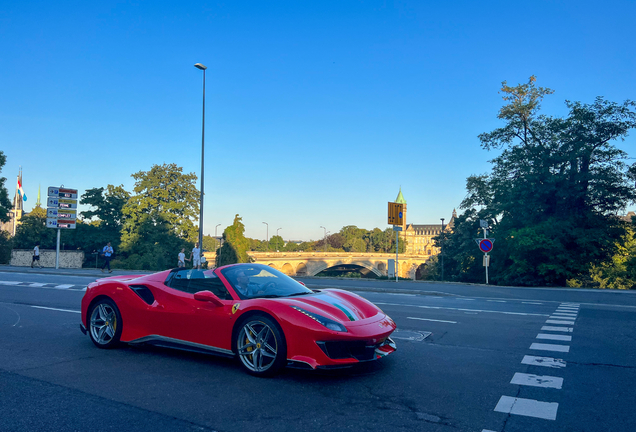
[
  {"xmin": 479, "ymin": 239, "xmax": 493, "ymax": 253},
  {"xmin": 399, "ymin": 211, "xmax": 403, "ymax": 218}
]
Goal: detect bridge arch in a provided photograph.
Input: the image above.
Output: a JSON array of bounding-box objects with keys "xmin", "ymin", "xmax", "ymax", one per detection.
[
  {"xmin": 281, "ymin": 263, "xmax": 294, "ymax": 275},
  {"xmin": 296, "ymin": 262, "xmax": 307, "ymax": 276},
  {"xmin": 309, "ymin": 261, "xmax": 383, "ymax": 278}
]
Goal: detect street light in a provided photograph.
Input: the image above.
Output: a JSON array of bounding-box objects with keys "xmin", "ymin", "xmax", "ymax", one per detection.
[
  {"xmin": 262, "ymin": 222, "xmax": 269, "ymax": 251},
  {"xmin": 320, "ymin": 226, "xmax": 327, "ymax": 253},
  {"xmin": 215, "ymin": 223, "xmax": 221, "ymax": 249},
  {"xmin": 194, "ymin": 62, "xmax": 207, "ymax": 251},
  {"xmin": 440, "ymin": 218, "xmax": 445, "ymax": 282}
]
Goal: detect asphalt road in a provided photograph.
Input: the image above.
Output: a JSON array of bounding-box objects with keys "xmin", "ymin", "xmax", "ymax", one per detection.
[{"xmin": 1, "ymin": 269, "xmax": 635, "ymax": 432}]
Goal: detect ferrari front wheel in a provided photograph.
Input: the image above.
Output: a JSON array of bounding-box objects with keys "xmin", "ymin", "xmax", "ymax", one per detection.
[
  {"xmin": 236, "ymin": 316, "xmax": 286, "ymax": 377},
  {"xmin": 88, "ymin": 299, "xmax": 122, "ymax": 349}
]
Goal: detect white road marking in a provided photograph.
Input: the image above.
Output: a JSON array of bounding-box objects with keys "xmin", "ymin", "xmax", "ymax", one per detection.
[
  {"xmin": 521, "ymin": 355, "xmax": 566, "ymax": 368},
  {"xmin": 552, "ymin": 312, "xmax": 577, "ymax": 317},
  {"xmin": 541, "ymin": 326, "xmax": 573, "ymax": 333},
  {"xmin": 407, "ymin": 316, "xmax": 457, "ymax": 324},
  {"xmin": 545, "ymin": 319, "xmax": 574, "ymax": 325},
  {"xmin": 27, "ymin": 283, "xmax": 47, "ymax": 287},
  {"xmin": 54, "ymin": 284, "xmax": 74, "ymax": 289},
  {"xmin": 550, "ymin": 316, "xmax": 576, "ymax": 320},
  {"xmin": 487, "ymin": 300, "xmax": 506, "ymax": 303},
  {"xmin": 386, "ymin": 293, "xmax": 416, "ymax": 296},
  {"xmin": 457, "ymin": 298, "xmax": 475, "ymax": 300},
  {"xmin": 537, "ymin": 333, "xmax": 572, "ymax": 342},
  {"xmin": 530, "ymin": 343, "xmax": 570, "ymax": 353},
  {"xmin": 374, "ymin": 302, "xmax": 549, "ymax": 317},
  {"xmin": 494, "ymin": 396, "xmax": 558, "ymax": 420},
  {"xmin": 557, "ymin": 306, "xmax": 579, "ymax": 310},
  {"xmin": 511, "ymin": 372, "xmax": 563, "ymax": 389},
  {"xmin": 0, "ymin": 281, "xmax": 21, "ymax": 285},
  {"xmin": 522, "ymin": 302, "xmax": 543, "ymax": 305},
  {"xmin": 31, "ymin": 306, "xmax": 81, "ymax": 314},
  {"xmin": 546, "ymin": 319, "xmax": 575, "ymax": 325}
]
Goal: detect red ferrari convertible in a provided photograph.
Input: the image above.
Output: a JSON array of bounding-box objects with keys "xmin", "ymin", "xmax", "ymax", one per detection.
[{"xmin": 80, "ymin": 263, "xmax": 396, "ymax": 376}]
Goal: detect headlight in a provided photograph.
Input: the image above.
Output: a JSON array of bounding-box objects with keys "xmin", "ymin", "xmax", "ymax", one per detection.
[{"xmin": 291, "ymin": 306, "xmax": 347, "ymax": 332}]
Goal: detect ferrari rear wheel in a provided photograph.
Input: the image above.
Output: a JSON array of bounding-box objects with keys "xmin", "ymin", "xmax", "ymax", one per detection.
[
  {"xmin": 236, "ymin": 316, "xmax": 286, "ymax": 377},
  {"xmin": 88, "ymin": 299, "xmax": 122, "ymax": 349}
]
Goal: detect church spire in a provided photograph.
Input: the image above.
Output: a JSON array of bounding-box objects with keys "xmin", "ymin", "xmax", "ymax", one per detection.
[
  {"xmin": 395, "ymin": 187, "xmax": 406, "ymax": 204},
  {"xmin": 36, "ymin": 184, "xmax": 41, "ymax": 207}
]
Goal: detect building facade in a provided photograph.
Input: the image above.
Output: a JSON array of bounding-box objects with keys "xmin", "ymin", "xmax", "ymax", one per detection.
[{"xmin": 392, "ymin": 188, "xmax": 456, "ymax": 256}]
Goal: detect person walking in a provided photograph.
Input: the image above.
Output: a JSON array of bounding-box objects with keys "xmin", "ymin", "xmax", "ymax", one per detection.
[
  {"xmin": 31, "ymin": 243, "xmax": 42, "ymax": 268},
  {"xmin": 190, "ymin": 242, "xmax": 201, "ymax": 270},
  {"xmin": 101, "ymin": 242, "xmax": 114, "ymax": 273},
  {"xmin": 177, "ymin": 248, "xmax": 189, "ymax": 268}
]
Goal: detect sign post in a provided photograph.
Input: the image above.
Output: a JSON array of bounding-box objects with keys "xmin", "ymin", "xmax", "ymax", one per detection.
[
  {"xmin": 475, "ymin": 226, "xmax": 494, "ymax": 284},
  {"xmin": 388, "ymin": 202, "xmax": 404, "ymax": 282},
  {"xmin": 47, "ymin": 186, "xmax": 78, "ymax": 269}
]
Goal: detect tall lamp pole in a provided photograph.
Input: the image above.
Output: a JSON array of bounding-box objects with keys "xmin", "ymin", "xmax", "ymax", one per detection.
[
  {"xmin": 262, "ymin": 222, "xmax": 269, "ymax": 251},
  {"xmin": 440, "ymin": 218, "xmax": 445, "ymax": 282},
  {"xmin": 215, "ymin": 223, "xmax": 221, "ymax": 249},
  {"xmin": 320, "ymin": 226, "xmax": 327, "ymax": 253},
  {"xmin": 194, "ymin": 63, "xmax": 207, "ymax": 250}
]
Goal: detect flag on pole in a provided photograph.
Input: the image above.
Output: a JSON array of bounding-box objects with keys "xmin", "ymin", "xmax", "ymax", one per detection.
[{"xmin": 17, "ymin": 176, "xmax": 27, "ymax": 201}]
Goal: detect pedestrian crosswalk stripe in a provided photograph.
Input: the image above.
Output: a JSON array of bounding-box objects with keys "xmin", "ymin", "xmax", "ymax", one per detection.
[
  {"xmin": 510, "ymin": 372, "xmax": 563, "ymax": 389},
  {"xmin": 521, "ymin": 355, "xmax": 566, "ymax": 368},
  {"xmin": 541, "ymin": 326, "xmax": 573, "ymax": 332},
  {"xmin": 537, "ymin": 333, "xmax": 572, "ymax": 341},
  {"xmin": 546, "ymin": 319, "xmax": 575, "ymax": 325},
  {"xmin": 495, "ymin": 396, "xmax": 558, "ymax": 420},
  {"xmin": 530, "ymin": 343, "xmax": 570, "ymax": 353}
]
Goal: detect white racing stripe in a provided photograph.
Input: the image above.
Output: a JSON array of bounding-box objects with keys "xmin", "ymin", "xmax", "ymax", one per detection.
[
  {"xmin": 537, "ymin": 333, "xmax": 572, "ymax": 342},
  {"xmin": 541, "ymin": 326, "xmax": 573, "ymax": 332},
  {"xmin": 407, "ymin": 316, "xmax": 457, "ymax": 324},
  {"xmin": 495, "ymin": 396, "xmax": 558, "ymax": 420},
  {"xmin": 511, "ymin": 372, "xmax": 563, "ymax": 389},
  {"xmin": 374, "ymin": 302, "xmax": 549, "ymax": 317},
  {"xmin": 530, "ymin": 343, "xmax": 570, "ymax": 353},
  {"xmin": 31, "ymin": 306, "xmax": 81, "ymax": 314},
  {"xmin": 521, "ymin": 355, "xmax": 566, "ymax": 368}
]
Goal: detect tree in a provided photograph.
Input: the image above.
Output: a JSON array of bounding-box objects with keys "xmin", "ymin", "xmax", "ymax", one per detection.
[
  {"xmin": 269, "ymin": 235, "xmax": 284, "ymax": 251},
  {"xmin": 112, "ymin": 214, "xmax": 191, "ymax": 271},
  {"xmin": 0, "ymin": 151, "xmax": 12, "ymax": 223},
  {"xmin": 121, "ymin": 163, "xmax": 199, "ymax": 249},
  {"xmin": 80, "ymin": 185, "xmax": 130, "ymax": 229},
  {"xmin": 216, "ymin": 215, "xmax": 251, "ymax": 266},
  {"xmin": 454, "ymin": 77, "xmax": 636, "ymax": 286}
]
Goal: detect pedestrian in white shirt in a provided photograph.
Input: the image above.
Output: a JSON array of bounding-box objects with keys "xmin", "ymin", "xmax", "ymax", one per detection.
[
  {"xmin": 31, "ymin": 243, "xmax": 42, "ymax": 268},
  {"xmin": 190, "ymin": 242, "xmax": 201, "ymax": 270},
  {"xmin": 178, "ymin": 248, "xmax": 189, "ymax": 268}
]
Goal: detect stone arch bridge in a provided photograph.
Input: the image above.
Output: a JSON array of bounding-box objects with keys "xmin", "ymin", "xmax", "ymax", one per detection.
[{"xmin": 204, "ymin": 252, "xmax": 434, "ymax": 279}]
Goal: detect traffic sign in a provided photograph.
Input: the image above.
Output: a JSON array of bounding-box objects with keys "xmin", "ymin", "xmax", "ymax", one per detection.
[
  {"xmin": 388, "ymin": 202, "xmax": 404, "ymax": 225},
  {"xmin": 57, "ymin": 209, "xmax": 77, "ymax": 219},
  {"xmin": 56, "ymin": 219, "xmax": 76, "ymax": 229},
  {"xmin": 46, "ymin": 218, "xmax": 58, "ymax": 228},
  {"xmin": 58, "ymin": 199, "xmax": 77, "ymax": 209},
  {"xmin": 47, "ymin": 197, "xmax": 59, "ymax": 207},
  {"xmin": 478, "ymin": 238, "xmax": 494, "ymax": 253}
]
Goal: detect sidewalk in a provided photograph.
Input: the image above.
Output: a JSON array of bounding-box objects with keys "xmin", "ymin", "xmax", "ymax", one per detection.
[{"xmin": 0, "ymin": 264, "xmax": 152, "ymax": 278}]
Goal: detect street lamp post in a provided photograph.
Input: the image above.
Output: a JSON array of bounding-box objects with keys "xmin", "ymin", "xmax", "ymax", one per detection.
[
  {"xmin": 440, "ymin": 218, "xmax": 445, "ymax": 282},
  {"xmin": 262, "ymin": 222, "xmax": 269, "ymax": 251},
  {"xmin": 194, "ymin": 63, "xmax": 207, "ymax": 250},
  {"xmin": 215, "ymin": 223, "xmax": 221, "ymax": 249},
  {"xmin": 320, "ymin": 226, "xmax": 327, "ymax": 253}
]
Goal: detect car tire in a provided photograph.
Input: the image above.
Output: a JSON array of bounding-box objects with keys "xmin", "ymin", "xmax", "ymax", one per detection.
[
  {"xmin": 236, "ymin": 315, "xmax": 287, "ymax": 377},
  {"xmin": 88, "ymin": 298, "xmax": 122, "ymax": 349}
]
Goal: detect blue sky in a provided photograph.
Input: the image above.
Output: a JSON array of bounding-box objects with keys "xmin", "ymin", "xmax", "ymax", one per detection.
[{"xmin": 2, "ymin": 1, "xmax": 635, "ymax": 241}]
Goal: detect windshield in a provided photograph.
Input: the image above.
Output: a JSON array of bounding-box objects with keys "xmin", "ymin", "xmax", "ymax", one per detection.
[{"xmin": 221, "ymin": 264, "xmax": 313, "ymax": 300}]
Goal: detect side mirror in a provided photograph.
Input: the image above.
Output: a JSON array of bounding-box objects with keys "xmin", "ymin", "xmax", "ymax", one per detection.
[{"xmin": 193, "ymin": 290, "xmax": 223, "ymax": 307}]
